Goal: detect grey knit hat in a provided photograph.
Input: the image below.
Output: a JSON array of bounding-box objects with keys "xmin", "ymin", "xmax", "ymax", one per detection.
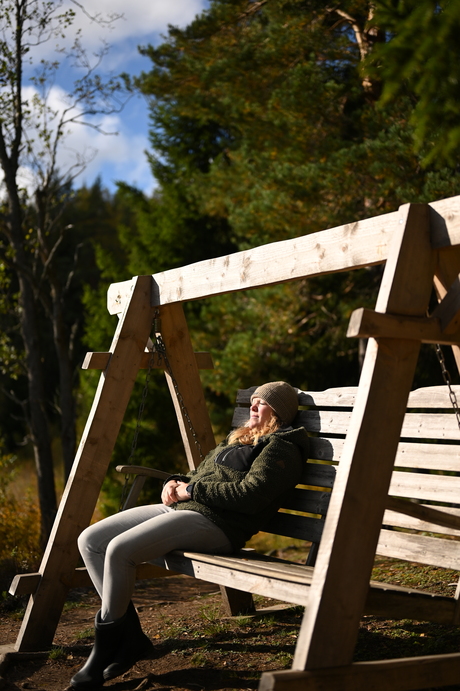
[{"xmin": 251, "ymin": 381, "xmax": 299, "ymax": 426}]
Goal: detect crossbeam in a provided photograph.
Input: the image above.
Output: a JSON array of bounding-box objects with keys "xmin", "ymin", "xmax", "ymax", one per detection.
[
  {"xmin": 260, "ymin": 653, "xmax": 460, "ymax": 691},
  {"xmin": 82, "ymin": 351, "xmax": 213, "ymax": 370},
  {"xmin": 107, "ymin": 195, "xmax": 460, "ymax": 314}
]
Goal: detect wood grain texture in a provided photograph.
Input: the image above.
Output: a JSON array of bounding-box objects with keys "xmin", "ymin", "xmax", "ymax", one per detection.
[{"xmin": 106, "ymin": 196, "xmax": 460, "ymax": 315}]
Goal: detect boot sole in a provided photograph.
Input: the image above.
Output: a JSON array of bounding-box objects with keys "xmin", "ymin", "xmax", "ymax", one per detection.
[{"xmin": 103, "ymin": 640, "xmax": 154, "ymax": 681}]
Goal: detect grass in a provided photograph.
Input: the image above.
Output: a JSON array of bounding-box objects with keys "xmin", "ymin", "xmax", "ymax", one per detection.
[
  {"xmin": 48, "ymin": 646, "xmax": 67, "ymax": 660},
  {"xmin": 75, "ymin": 627, "xmax": 94, "ymax": 641}
]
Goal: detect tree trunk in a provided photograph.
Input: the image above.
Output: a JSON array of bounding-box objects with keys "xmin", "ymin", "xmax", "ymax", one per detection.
[
  {"xmin": 51, "ymin": 285, "xmax": 77, "ymax": 480},
  {"xmin": 19, "ymin": 271, "xmax": 58, "ymax": 544},
  {"xmin": 2, "ymin": 157, "xmax": 58, "ymax": 545}
]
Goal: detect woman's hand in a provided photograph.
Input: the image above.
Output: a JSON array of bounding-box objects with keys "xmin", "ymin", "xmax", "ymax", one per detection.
[
  {"xmin": 161, "ymin": 480, "xmax": 191, "ymax": 505},
  {"xmin": 174, "ymin": 481, "xmax": 191, "ymax": 502},
  {"xmin": 161, "ymin": 479, "xmax": 179, "ymax": 506}
]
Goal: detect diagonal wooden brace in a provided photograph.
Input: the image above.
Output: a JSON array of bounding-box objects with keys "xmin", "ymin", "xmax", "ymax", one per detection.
[{"xmin": 13, "ymin": 276, "xmax": 157, "ymax": 652}]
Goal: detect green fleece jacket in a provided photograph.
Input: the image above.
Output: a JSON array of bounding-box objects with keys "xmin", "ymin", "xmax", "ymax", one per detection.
[{"xmin": 172, "ymin": 426, "xmax": 309, "ymax": 550}]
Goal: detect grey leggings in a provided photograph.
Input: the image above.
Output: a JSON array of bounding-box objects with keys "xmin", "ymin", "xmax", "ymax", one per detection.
[{"xmin": 77, "ymin": 504, "xmax": 233, "ymax": 621}]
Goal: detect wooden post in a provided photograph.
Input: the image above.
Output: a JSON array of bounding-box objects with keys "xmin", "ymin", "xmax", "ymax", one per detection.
[
  {"xmin": 261, "ymin": 652, "xmax": 460, "ymax": 691},
  {"xmin": 156, "ymin": 302, "xmax": 215, "ymax": 469},
  {"xmin": 13, "ymin": 276, "xmax": 156, "ymax": 652},
  {"xmin": 433, "ymin": 245, "xmax": 460, "ymax": 373},
  {"xmin": 291, "ymin": 203, "xmax": 436, "ymax": 671}
]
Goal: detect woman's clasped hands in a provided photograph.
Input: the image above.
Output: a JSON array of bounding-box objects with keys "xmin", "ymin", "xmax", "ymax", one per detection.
[{"xmin": 161, "ymin": 479, "xmax": 191, "ymax": 506}]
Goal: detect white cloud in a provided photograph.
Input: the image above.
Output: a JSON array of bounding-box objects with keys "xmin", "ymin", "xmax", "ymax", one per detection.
[
  {"xmin": 68, "ymin": 113, "xmax": 154, "ymax": 193},
  {"xmin": 40, "ymin": 0, "xmax": 208, "ymax": 58},
  {"xmin": 0, "ymin": 83, "xmax": 154, "ymax": 198},
  {"xmin": 74, "ymin": 0, "xmax": 207, "ymax": 41},
  {"xmin": 3, "ymin": 0, "xmax": 209, "ymax": 195}
]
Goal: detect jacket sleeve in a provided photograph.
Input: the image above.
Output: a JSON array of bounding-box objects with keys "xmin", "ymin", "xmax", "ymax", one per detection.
[{"xmin": 191, "ymin": 436, "xmax": 304, "ymax": 515}]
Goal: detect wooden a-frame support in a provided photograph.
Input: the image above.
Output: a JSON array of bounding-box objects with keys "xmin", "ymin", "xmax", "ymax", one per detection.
[
  {"xmin": 261, "ymin": 206, "xmax": 460, "ymax": 690},
  {"xmin": 7, "ymin": 194, "xmax": 460, "ymax": 691},
  {"xmin": 10, "ymin": 278, "xmax": 216, "ymax": 652}
]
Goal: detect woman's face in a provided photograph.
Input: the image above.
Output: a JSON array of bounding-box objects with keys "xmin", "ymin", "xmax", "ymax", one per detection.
[{"xmin": 248, "ymin": 397, "xmax": 274, "ymax": 429}]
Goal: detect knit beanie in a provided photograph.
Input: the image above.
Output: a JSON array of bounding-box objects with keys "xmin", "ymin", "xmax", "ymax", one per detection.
[{"xmin": 251, "ymin": 381, "xmax": 299, "ymax": 426}]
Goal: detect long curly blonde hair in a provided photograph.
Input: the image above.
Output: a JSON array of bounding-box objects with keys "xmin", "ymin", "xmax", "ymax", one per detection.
[{"xmin": 227, "ymin": 413, "xmax": 281, "ymax": 446}]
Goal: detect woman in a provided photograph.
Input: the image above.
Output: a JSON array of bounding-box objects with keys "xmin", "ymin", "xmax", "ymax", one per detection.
[{"xmin": 71, "ymin": 381, "xmax": 309, "ymax": 690}]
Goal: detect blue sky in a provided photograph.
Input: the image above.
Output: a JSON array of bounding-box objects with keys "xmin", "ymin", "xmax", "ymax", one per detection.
[{"xmin": 22, "ymin": 0, "xmax": 209, "ymax": 196}]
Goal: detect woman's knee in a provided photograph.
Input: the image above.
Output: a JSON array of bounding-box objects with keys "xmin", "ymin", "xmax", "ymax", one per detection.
[
  {"xmin": 105, "ymin": 534, "xmax": 137, "ymax": 569},
  {"xmin": 77, "ymin": 523, "xmax": 102, "ymax": 556}
]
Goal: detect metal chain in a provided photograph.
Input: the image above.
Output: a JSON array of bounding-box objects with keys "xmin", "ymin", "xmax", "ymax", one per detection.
[
  {"xmin": 153, "ymin": 309, "xmax": 204, "ymax": 462},
  {"xmin": 119, "ymin": 343, "xmax": 157, "ymax": 511},
  {"xmin": 434, "ymin": 343, "xmax": 460, "ymax": 431}
]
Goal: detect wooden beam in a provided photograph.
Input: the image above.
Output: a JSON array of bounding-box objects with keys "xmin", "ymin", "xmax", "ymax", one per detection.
[
  {"xmin": 433, "ymin": 246, "xmax": 460, "ymax": 372},
  {"xmin": 81, "ymin": 350, "xmax": 214, "ymax": 370},
  {"xmin": 13, "ymin": 276, "xmax": 156, "ymax": 652},
  {"xmin": 293, "ymin": 203, "xmax": 436, "ymax": 670},
  {"xmin": 106, "ymin": 195, "xmax": 460, "ymax": 314},
  {"xmin": 431, "ymin": 276, "xmax": 460, "ymax": 333},
  {"xmin": 156, "ymin": 302, "xmax": 215, "ymax": 470},
  {"xmin": 10, "ymin": 563, "xmax": 177, "ymax": 597},
  {"xmin": 385, "ymin": 496, "xmax": 460, "ymax": 532},
  {"xmin": 347, "ymin": 308, "xmax": 460, "ymax": 344},
  {"xmin": 259, "ymin": 652, "xmax": 460, "ymax": 691}
]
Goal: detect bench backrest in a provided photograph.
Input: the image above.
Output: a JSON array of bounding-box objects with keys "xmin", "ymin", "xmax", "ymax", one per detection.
[
  {"xmin": 232, "ymin": 389, "xmax": 335, "ymax": 556},
  {"xmin": 234, "ymin": 385, "xmax": 460, "ymax": 570}
]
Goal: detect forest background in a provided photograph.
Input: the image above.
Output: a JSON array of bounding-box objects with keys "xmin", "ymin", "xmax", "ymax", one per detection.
[{"xmin": 1, "ymin": 0, "xmax": 460, "ymax": 593}]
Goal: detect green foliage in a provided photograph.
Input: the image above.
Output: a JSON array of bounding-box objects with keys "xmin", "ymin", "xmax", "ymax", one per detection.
[
  {"xmin": 0, "ymin": 447, "xmax": 41, "ymax": 597},
  {"xmin": 137, "ymin": 0, "xmax": 460, "ymax": 248},
  {"xmin": 369, "ymin": 0, "xmax": 460, "ymax": 166}
]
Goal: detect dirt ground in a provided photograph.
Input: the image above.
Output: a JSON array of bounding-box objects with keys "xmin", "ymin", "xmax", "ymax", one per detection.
[
  {"xmin": 0, "ymin": 575, "xmax": 304, "ymax": 691},
  {"xmin": 2, "ymin": 561, "xmax": 460, "ymax": 691}
]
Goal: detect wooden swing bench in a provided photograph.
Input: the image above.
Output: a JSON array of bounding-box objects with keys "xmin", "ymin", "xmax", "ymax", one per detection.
[
  {"xmin": 7, "ymin": 195, "xmax": 460, "ymax": 691},
  {"xmin": 114, "ymin": 382, "xmax": 460, "ymax": 626}
]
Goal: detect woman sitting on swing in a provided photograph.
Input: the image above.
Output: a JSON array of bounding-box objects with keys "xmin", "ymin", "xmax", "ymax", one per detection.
[{"xmin": 71, "ymin": 381, "xmax": 309, "ymax": 690}]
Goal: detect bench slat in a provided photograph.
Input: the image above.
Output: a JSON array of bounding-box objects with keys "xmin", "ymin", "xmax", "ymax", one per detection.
[
  {"xmin": 237, "ymin": 385, "xmax": 460, "ymax": 409},
  {"xmin": 263, "ymin": 512, "xmax": 326, "ymax": 543},
  {"xmin": 389, "ymin": 470, "xmax": 460, "ymax": 504},
  {"xmin": 236, "ymin": 386, "xmax": 358, "ymax": 408},
  {"xmin": 299, "ymin": 463, "xmax": 335, "ymax": 488},
  {"xmin": 364, "ymin": 583, "xmax": 457, "ymax": 623},
  {"xmin": 395, "ymin": 442, "xmax": 460, "ymax": 472},
  {"xmin": 280, "ymin": 488, "xmax": 331, "ymax": 515},
  {"xmin": 152, "ymin": 551, "xmax": 314, "ymax": 607},
  {"xmin": 308, "ymin": 438, "xmax": 460, "ymax": 471},
  {"xmin": 383, "ymin": 507, "xmax": 460, "ymax": 537},
  {"xmin": 377, "ymin": 529, "xmax": 460, "ymax": 570},
  {"xmin": 234, "ymin": 407, "xmax": 460, "ymax": 441}
]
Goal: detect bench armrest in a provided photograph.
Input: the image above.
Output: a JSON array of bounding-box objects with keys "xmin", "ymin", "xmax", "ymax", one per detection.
[{"xmin": 116, "ymin": 465, "xmax": 171, "ymax": 481}]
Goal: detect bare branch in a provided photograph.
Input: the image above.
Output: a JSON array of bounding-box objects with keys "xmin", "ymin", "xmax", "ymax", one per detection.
[{"xmin": 69, "ymin": 0, "xmax": 123, "ymax": 27}]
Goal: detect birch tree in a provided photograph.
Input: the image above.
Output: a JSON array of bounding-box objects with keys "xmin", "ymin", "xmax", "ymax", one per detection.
[{"xmin": 0, "ymin": 0, "xmax": 127, "ymax": 543}]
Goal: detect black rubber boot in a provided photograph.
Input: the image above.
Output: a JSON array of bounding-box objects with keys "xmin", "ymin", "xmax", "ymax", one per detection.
[
  {"xmin": 103, "ymin": 601, "xmax": 153, "ymax": 681},
  {"xmin": 70, "ymin": 610, "xmax": 126, "ymax": 690}
]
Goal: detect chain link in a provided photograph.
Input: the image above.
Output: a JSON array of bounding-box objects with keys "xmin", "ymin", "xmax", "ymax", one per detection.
[
  {"xmin": 119, "ymin": 345, "xmax": 156, "ymax": 511},
  {"xmin": 153, "ymin": 310, "xmax": 204, "ymax": 462},
  {"xmin": 119, "ymin": 311, "xmax": 204, "ymax": 511},
  {"xmin": 434, "ymin": 343, "xmax": 460, "ymax": 431}
]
